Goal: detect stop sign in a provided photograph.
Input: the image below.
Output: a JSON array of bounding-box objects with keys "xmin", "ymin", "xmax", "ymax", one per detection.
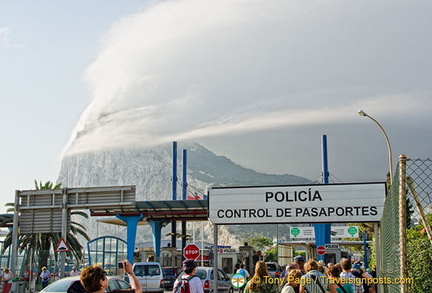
[
  {"xmin": 317, "ymin": 245, "xmax": 326, "ymax": 255},
  {"xmin": 183, "ymin": 244, "xmax": 200, "ymax": 260}
]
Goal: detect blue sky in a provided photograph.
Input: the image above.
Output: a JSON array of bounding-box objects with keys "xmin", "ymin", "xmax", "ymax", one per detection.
[
  {"xmin": 1, "ymin": 0, "xmax": 432, "ymax": 213},
  {"xmin": 0, "ymin": 1, "xmax": 147, "ymax": 211}
]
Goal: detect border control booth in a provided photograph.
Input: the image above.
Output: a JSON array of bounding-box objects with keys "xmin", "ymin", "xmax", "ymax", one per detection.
[{"xmin": 9, "ymin": 186, "xmax": 209, "ymax": 278}]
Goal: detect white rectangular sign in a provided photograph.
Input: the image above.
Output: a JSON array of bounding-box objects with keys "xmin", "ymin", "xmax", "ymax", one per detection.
[
  {"xmin": 331, "ymin": 226, "xmax": 360, "ymax": 238},
  {"xmin": 325, "ymin": 244, "xmax": 340, "ymax": 249},
  {"xmin": 289, "ymin": 226, "xmax": 359, "ymax": 239},
  {"xmin": 289, "ymin": 227, "xmax": 314, "ymax": 238},
  {"xmin": 209, "ymin": 183, "xmax": 386, "ymax": 224}
]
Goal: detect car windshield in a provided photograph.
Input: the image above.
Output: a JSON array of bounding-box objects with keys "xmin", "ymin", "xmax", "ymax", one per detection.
[
  {"xmin": 134, "ymin": 264, "xmax": 160, "ymax": 276},
  {"xmin": 42, "ymin": 279, "xmax": 74, "ymax": 292},
  {"xmin": 267, "ymin": 264, "xmax": 277, "ymax": 271},
  {"xmin": 194, "ymin": 269, "xmax": 207, "ymax": 279},
  {"xmin": 163, "ymin": 268, "xmax": 175, "ymax": 276},
  {"xmin": 179, "ymin": 269, "xmax": 207, "ymax": 280}
]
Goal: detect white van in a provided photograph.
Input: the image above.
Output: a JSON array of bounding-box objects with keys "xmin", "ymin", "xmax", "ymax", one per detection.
[{"xmin": 132, "ymin": 262, "xmax": 164, "ymax": 293}]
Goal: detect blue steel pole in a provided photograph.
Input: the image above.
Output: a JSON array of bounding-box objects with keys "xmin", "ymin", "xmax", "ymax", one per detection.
[
  {"xmin": 363, "ymin": 232, "xmax": 369, "ymax": 268},
  {"xmin": 182, "ymin": 149, "xmax": 187, "ymax": 200},
  {"xmin": 314, "ymin": 135, "xmax": 331, "ymax": 262},
  {"xmin": 116, "ymin": 214, "xmax": 143, "ymax": 263},
  {"xmin": 182, "ymin": 149, "xmax": 188, "ymax": 255},
  {"xmin": 171, "ymin": 142, "xmax": 178, "ymax": 247},
  {"xmin": 172, "ymin": 141, "xmax": 177, "ymax": 200},
  {"xmin": 322, "ymin": 135, "xmax": 329, "ymax": 185}
]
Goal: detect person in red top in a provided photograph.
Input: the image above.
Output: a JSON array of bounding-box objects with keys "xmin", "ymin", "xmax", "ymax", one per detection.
[{"xmin": 22, "ymin": 265, "xmax": 36, "ymax": 293}]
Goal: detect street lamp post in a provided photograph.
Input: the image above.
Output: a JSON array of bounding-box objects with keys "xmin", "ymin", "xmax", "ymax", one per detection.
[{"xmin": 358, "ymin": 110, "xmax": 393, "ymax": 184}]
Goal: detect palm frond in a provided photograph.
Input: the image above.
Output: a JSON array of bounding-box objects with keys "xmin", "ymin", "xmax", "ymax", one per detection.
[
  {"xmin": 71, "ymin": 211, "xmax": 89, "ymax": 218},
  {"xmin": 5, "ymin": 202, "xmax": 15, "ymax": 213},
  {"xmin": 70, "ymin": 221, "xmax": 87, "ymax": 231},
  {"xmin": 69, "ymin": 226, "xmax": 91, "ymax": 241}
]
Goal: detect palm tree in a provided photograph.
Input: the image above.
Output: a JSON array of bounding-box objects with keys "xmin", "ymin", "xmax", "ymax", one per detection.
[
  {"xmin": 34, "ymin": 180, "xmax": 62, "ymax": 190},
  {"xmin": 2, "ymin": 180, "xmax": 90, "ymax": 271}
]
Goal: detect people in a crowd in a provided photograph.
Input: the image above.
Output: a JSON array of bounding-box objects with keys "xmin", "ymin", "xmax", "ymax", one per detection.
[
  {"xmin": 279, "ymin": 262, "xmax": 301, "ymax": 288},
  {"xmin": 351, "ymin": 264, "xmax": 375, "ymax": 293},
  {"xmin": 317, "ymin": 261, "xmax": 326, "ymax": 274},
  {"xmin": 293, "ymin": 256, "xmax": 306, "ymax": 274},
  {"xmin": 327, "ymin": 264, "xmax": 354, "ymax": 293},
  {"xmin": 244, "ymin": 261, "xmax": 278, "ymax": 293},
  {"xmin": 79, "ymin": 260, "xmax": 142, "ymax": 293},
  {"xmin": 340, "ymin": 258, "xmax": 364, "ymax": 293},
  {"xmin": 236, "ymin": 264, "xmax": 250, "ymax": 293},
  {"xmin": 22, "ymin": 265, "xmax": 36, "ymax": 293},
  {"xmin": 2, "ymin": 268, "xmax": 14, "ymax": 293},
  {"xmin": 172, "ymin": 259, "xmax": 203, "ymax": 293},
  {"xmin": 299, "ymin": 259, "xmax": 337, "ymax": 293},
  {"xmin": 70, "ymin": 267, "xmax": 80, "ymax": 277},
  {"xmin": 280, "ymin": 269, "xmax": 302, "ymax": 293},
  {"xmin": 40, "ymin": 267, "xmax": 51, "ymax": 289}
]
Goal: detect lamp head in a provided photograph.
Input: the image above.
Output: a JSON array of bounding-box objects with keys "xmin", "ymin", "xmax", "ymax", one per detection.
[{"xmin": 358, "ymin": 110, "xmax": 368, "ymax": 117}]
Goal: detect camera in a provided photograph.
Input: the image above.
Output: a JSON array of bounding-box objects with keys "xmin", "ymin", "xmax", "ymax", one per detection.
[{"xmin": 118, "ymin": 262, "xmax": 123, "ymax": 269}]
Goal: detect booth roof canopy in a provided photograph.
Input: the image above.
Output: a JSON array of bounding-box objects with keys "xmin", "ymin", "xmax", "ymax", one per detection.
[
  {"xmin": 0, "ymin": 200, "xmax": 209, "ymax": 228},
  {"xmin": 90, "ymin": 199, "xmax": 209, "ymax": 222}
]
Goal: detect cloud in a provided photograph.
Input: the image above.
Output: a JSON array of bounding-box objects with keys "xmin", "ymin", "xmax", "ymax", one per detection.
[
  {"xmin": 0, "ymin": 27, "xmax": 24, "ymax": 50},
  {"xmin": 0, "ymin": 27, "xmax": 11, "ymax": 48},
  {"xmin": 63, "ymin": 0, "xmax": 432, "ymax": 157}
]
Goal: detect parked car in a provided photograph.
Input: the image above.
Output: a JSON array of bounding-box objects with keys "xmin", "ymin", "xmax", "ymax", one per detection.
[
  {"xmin": 265, "ymin": 262, "xmax": 281, "ymax": 278},
  {"xmin": 132, "ymin": 262, "xmax": 164, "ymax": 293},
  {"xmin": 39, "ymin": 275, "xmax": 130, "ymax": 293},
  {"xmin": 162, "ymin": 267, "xmax": 178, "ymax": 289},
  {"xmin": 178, "ymin": 266, "xmax": 234, "ymax": 293}
]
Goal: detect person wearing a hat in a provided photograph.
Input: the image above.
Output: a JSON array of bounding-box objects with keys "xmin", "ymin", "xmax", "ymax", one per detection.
[
  {"xmin": 172, "ymin": 260, "xmax": 203, "ymax": 293},
  {"xmin": 69, "ymin": 266, "xmax": 80, "ymax": 276},
  {"xmin": 40, "ymin": 267, "xmax": 51, "ymax": 289},
  {"xmin": 293, "ymin": 256, "xmax": 306, "ymax": 274}
]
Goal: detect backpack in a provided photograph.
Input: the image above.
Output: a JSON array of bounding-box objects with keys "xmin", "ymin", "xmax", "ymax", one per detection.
[
  {"xmin": 238, "ymin": 269, "xmax": 246, "ymax": 278},
  {"xmin": 173, "ymin": 275, "xmax": 196, "ymax": 293}
]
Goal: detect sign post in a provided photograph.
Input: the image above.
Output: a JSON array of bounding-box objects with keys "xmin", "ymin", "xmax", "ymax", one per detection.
[{"xmin": 183, "ymin": 244, "xmax": 200, "ymax": 260}]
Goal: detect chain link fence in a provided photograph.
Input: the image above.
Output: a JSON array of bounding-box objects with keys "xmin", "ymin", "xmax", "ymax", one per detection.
[
  {"xmin": 379, "ymin": 164, "xmax": 401, "ymax": 293},
  {"xmin": 379, "ymin": 156, "xmax": 432, "ymax": 293}
]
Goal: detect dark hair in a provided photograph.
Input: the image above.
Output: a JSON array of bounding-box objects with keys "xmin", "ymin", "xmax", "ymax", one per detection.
[
  {"xmin": 184, "ymin": 268, "xmax": 194, "ymax": 274},
  {"xmin": 327, "ymin": 264, "xmax": 341, "ymax": 277},
  {"xmin": 339, "ymin": 258, "xmax": 352, "ymax": 271},
  {"xmin": 80, "ymin": 265, "xmax": 105, "ymax": 292}
]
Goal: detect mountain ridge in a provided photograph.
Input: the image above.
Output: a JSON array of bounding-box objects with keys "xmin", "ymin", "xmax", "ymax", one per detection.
[{"xmin": 57, "ymin": 142, "xmax": 313, "ymax": 243}]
